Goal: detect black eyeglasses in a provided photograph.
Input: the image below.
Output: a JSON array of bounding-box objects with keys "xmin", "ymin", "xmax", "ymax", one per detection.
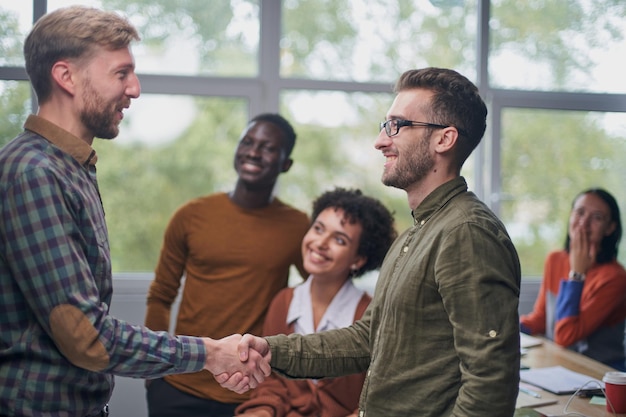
[{"xmin": 379, "ymin": 119, "xmax": 466, "ymax": 137}]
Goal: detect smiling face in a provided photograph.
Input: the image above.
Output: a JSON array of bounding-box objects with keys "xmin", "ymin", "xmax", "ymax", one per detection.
[
  {"xmin": 374, "ymin": 89, "xmax": 436, "ymax": 191},
  {"xmin": 76, "ymin": 46, "xmax": 140, "ymax": 140},
  {"xmin": 233, "ymin": 120, "xmax": 292, "ymax": 190},
  {"xmin": 301, "ymin": 207, "xmax": 366, "ymax": 282},
  {"xmin": 569, "ymin": 192, "xmax": 616, "ymax": 249}
]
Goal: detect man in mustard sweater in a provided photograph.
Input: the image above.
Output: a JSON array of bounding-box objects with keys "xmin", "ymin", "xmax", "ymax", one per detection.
[{"xmin": 144, "ymin": 113, "xmax": 309, "ymax": 417}]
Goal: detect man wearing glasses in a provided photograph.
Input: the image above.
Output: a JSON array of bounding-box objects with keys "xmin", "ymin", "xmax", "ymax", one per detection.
[{"xmin": 219, "ymin": 67, "xmax": 522, "ymax": 417}]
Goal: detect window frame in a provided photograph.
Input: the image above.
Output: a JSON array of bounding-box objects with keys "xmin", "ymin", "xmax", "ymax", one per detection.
[{"xmin": 2, "ymin": 0, "xmax": 626, "ymax": 276}]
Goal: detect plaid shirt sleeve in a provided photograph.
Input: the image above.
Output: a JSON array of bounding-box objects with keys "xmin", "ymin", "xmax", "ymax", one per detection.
[
  {"xmin": 0, "ymin": 132, "xmax": 206, "ymax": 417},
  {"xmin": 1, "ymin": 135, "xmax": 205, "ymax": 415}
]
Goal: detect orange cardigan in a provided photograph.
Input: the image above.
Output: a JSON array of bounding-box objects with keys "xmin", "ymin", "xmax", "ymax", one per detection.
[{"xmin": 235, "ymin": 286, "xmax": 371, "ymax": 417}]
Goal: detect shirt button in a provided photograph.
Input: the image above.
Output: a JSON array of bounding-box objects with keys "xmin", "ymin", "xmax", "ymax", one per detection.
[
  {"xmin": 489, "ymin": 330, "xmax": 497, "ymax": 337},
  {"xmin": 403, "ymin": 246, "xmax": 408, "ymax": 253}
]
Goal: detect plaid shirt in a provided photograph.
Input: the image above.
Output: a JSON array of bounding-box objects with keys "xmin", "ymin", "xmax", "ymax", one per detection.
[{"xmin": 0, "ymin": 115, "xmax": 206, "ymax": 417}]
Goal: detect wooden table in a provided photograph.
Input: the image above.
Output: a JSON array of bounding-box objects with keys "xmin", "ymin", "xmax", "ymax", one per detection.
[{"xmin": 520, "ymin": 337, "xmax": 625, "ymax": 417}]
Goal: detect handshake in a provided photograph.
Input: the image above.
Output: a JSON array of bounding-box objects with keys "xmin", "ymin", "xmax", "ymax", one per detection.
[{"xmin": 202, "ymin": 333, "xmax": 271, "ymax": 394}]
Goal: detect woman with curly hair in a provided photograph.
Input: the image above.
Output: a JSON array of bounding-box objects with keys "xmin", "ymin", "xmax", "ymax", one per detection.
[{"xmin": 235, "ymin": 187, "xmax": 397, "ymax": 417}]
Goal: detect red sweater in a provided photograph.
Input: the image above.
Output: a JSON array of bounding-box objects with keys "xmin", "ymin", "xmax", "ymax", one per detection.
[
  {"xmin": 235, "ymin": 287, "xmax": 371, "ymax": 417},
  {"xmin": 521, "ymin": 250, "xmax": 626, "ymax": 367}
]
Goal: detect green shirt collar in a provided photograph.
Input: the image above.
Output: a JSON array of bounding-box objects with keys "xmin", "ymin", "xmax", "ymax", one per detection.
[{"xmin": 411, "ymin": 177, "xmax": 468, "ymax": 226}]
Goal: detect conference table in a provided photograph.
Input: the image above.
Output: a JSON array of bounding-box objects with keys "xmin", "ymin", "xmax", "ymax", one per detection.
[{"xmin": 519, "ymin": 336, "xmax": 624, "ymax": 417}]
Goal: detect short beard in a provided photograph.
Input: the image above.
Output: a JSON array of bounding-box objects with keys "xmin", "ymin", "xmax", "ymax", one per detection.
[
  {"xmin": 382, "ymin": 131, "xmax": 434, "ymax": 190},
  {"xmin": 79, "ymin": 78, "xmax": 119, "ymax": 140}
]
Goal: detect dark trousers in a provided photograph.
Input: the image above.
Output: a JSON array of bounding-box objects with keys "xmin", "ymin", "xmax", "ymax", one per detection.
[{"xmin": 146, "ymin": 378, "xmax": 238, "ymax": 417}]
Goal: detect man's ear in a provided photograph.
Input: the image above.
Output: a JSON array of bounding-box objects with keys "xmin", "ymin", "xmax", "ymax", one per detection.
[
  {"xmin": 434, "ymin": 127, "xmax": 459, "ymax": 153},
  {"xmin": 50, "ymin": 60, "xmax": 77, "ymax": 96},
  {"xmin": 281, "ymin": 157, "xmax": 293, "ymax": 173}
]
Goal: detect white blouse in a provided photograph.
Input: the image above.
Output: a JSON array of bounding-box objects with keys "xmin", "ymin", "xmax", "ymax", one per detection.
[{"xmin": 286, "ymin": 276, "xmax": 365, "ymax": 335}]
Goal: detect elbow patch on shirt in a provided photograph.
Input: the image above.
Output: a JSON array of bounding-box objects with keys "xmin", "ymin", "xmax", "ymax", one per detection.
[{"xmin": 49, "ymin": 304, "xmax": 110, "ymax": 371}]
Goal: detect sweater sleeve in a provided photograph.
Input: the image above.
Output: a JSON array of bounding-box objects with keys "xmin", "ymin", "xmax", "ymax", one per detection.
[
  {"xmin": 2, "ymin": 166, "xmax": 206, "ymax": 378},
  {"xmin": 520, "ymin": 252, "xmax": 561, "ymax": 335},
  {"xmin": 554, "ymin": 263, "xmax": 626, "ymax": 346},
  {"xmin": 520, "ymin": 279, "xmax": 548, "ymax": 335},
  {"xmin": 145, "ymin": 206, "xmax": 188, "ymax": 332}
]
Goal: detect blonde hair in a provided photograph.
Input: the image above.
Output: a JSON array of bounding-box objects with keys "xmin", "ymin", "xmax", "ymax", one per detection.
[{"xmin": 24, "ymin": 6, "xmax": 140, "ymax": 103}]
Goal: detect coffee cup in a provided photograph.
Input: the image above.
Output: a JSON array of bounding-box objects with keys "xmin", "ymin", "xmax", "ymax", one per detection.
[{"xmin": 603, "ymin": 371, "xmax": 626, "ymax": 413}]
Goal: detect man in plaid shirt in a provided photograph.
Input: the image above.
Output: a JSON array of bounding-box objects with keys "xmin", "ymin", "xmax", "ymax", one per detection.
[{"xmin": 0, "ymin": 6, "xmax": 268, "ymax": 417}]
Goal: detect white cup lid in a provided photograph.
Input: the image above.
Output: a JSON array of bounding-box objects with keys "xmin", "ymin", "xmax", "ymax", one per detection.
[{"xmin": 603, "ymin": 371, "xmax": 626, "ymax": 384}]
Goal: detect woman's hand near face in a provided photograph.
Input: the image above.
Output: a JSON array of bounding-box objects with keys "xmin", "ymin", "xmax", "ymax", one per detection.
[{"xmin": 569, "ymin": 223, "xmax": 595, "ymax": 274}]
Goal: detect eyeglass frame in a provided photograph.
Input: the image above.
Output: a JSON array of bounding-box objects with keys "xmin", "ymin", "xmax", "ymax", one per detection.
[{"xmin": 379, "ymin": 119, "xmax": 467, "ymax": 138}]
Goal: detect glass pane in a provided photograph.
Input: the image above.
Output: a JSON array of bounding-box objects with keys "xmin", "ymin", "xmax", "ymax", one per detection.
[
  {"xmin": 0, "ymin": 1, "xmax": 32, "ymax": 66},
  {"xmin": 48, "ymin": 0, "xmax": 259, "ymax": 77},
  {"xmin": 490, "ymin": 0, "xmax": 626, "ymax": 93},
  {"xmin": 499, "ymin": 108, "xmax": 626, "ymax": 277},
  {"xmin": 47, "ymin": 0, "xmax": 103, "ymax": 14},
  {"xmin": 281, "ymin": 90, "xmax": 408, "ymax": 228},
  {"xmin": 0, "ymin": 80, "xmax": 32, "ymax": 147},
  {"xmin": 281, "ymin": 0, "xmax": 478, "ymax": 83},
  {"xmin": 92, "ymin": 95, "xmax": 249, "ymax": 272}
]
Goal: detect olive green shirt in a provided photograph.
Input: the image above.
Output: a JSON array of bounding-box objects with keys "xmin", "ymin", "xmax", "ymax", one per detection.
[{"xmin": 267, "ymin": 177, "xmax": 521, "ymax": 417}]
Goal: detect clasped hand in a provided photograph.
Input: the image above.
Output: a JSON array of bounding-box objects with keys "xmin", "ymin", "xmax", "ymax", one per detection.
[{"xmin": 205, "ymin": 334, "xmax": 271, "ymax": 394}]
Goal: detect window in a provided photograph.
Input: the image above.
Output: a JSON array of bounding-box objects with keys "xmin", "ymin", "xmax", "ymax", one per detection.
[
  {"xmin": 500, "ymin": 109, "xmax": 626, "ymax": 276},
  {"xmin": 0, "ymin": 81, "xmax": 31, "ymax": 146},
  {"xmin": 93, "ymin": 95, "xmax": 249, "ymax": 271},
  {"xmin": 281, "ymin": 0, "xmax": 478, "ymax": 83},
  {"xmin": 489, "ymin": 1, "xmax": 626, "ymax": 93},
  {"xmin": 46, "ymin": 0, "xmax": 260, "ymax": 76},
  {"xmin": 2, "ymin": 0, "xmax": 625, "ymax": 277},
  {"xmin": 0, "ymin": 2, "xmax": 29, "ymax": 67}
]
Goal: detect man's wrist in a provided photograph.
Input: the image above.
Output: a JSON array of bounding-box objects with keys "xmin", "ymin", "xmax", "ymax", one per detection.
[
  {"xmin": 568, "ymin": 270, "xmax": 586, "ymax": 282},
  {"xmin": 201, "ymin": 337, "xmax": 218, "ymax": 372}
]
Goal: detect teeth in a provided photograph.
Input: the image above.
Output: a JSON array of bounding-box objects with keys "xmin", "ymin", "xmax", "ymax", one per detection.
[
  {"xmin": 310, "ymin": 251, "xmax": 326, "ymax": 261},
  {"xmin": 242, "ymin": 162, "xmax": 261, "ymax": 170}
]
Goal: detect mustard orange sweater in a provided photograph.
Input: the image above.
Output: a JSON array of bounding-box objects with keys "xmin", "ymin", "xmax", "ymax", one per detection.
[{"xmin": 145, "ymin": 193, "xmax": 309, "ymax": 403}]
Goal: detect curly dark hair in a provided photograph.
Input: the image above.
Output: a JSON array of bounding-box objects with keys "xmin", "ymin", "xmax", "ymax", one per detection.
[{"xmin": 311, "ymin": 188, "xmax": 397, "ymax": 278}]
